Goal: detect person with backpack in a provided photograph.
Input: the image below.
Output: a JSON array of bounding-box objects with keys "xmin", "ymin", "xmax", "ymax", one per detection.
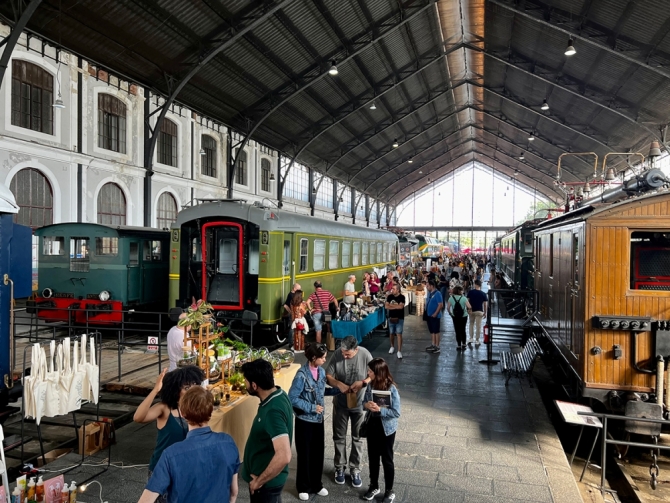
[{"xmin": 447, "ymin": 285, "xmax": 471, "ymax": 351}]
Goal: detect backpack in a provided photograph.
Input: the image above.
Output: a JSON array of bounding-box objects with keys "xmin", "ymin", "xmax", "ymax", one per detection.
[{"xmin": 451, "ymin": 295, "xmax": 465, "ymax": 317}]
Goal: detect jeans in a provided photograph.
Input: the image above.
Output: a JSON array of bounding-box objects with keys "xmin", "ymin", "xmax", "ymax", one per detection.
[
  {"xmin": 367, "ymin": 417, "xmax": 395, "ymax": 493},
  {"xmin": 468, "ymin": 311, "xmax": 484, "ymax": 341},
  {"xmin": 388, "ymin": 319, "xmax": 404, "ymax": 335},
  {"xmin": 295, "ymin": 418, "xmax": 325, "ymax": 494},
  {"xmin": 249, "ymin": 484, "xmax": 283, "ymax": 503},
  {"xmin": 452, "ymin": 315, "xmax": 468, "ymax": 346},
  {"xmin": 332, "ymin": 402, "xmax": 365, "ymax": 471}
]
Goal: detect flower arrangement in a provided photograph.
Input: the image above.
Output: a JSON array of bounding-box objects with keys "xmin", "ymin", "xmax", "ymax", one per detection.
[{"xmin": 177, "ymin": 297, "xmax": 213, "ymax": 331}]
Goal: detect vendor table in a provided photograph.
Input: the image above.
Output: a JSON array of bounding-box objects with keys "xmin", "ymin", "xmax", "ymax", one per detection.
[
  {"xmin": 330, "ymin": 308, "xmax": 386, "ymax": 343},
  {"xmin": 209, "ymin": 363, "xmax": 300, "ymax": 458}
]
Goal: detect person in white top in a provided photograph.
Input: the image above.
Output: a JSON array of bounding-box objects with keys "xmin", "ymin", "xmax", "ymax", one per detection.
[
  {"xmin": 343, "ymin": 275, "xmax": 357, "ymax": 304},
  {"xmin": 167, "ymin": 313, "xmax": 191, "ymax": 371}
]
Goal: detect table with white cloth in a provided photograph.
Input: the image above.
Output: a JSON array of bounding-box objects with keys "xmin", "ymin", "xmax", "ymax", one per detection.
[
  {"xmin": 208, "ymin": 363, "xmax": 300, "ymax": 459},
  {"xmin": 330, "ymin": 308, "xmax": 386, "ymax": 343}
]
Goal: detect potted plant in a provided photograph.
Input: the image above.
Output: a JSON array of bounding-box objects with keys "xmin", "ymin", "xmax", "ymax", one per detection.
[{"xmin": 177, "ymin": 297, "xmax": 213, "ymax": 332}]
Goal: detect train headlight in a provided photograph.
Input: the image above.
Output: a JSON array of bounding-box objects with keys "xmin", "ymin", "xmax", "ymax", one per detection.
[
  {"xmin": 99, "ymin": 290, "xmax": 110, "ymax": 301},
  {"xmin": 42, "ymin": 288, "xmax": 53, "ymax": 298}
]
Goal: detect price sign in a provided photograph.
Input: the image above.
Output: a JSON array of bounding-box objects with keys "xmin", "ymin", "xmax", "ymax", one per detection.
[{"xmin": 147, "ymin": 336, "xmax": 159, "ymax": 353}]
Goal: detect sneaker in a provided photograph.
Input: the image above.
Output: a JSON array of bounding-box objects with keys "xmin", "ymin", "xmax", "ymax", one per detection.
[
  {"xmin": 335, "ymin": 468, "xmax": 346, "ymax": 485},
  {"xmin": 467, "ymin": 341, "xmax": 473, "ymax": 348},
  {"xmin": 299, "ymin": 493, "xmax": 309, "ymax": 501},
  {"xmin": 475, "ymin": 342, "xmax": 481, "ymax": 348},
  {"xmin": 351, "ymin": 470, "xmax": 363, "ymax": 488},
  {"xmin": 431, "ymin": 346, "xmax": 441, "ymax": 354},
  {"xmin": 396, "ymin": 351, "xmax": 402, "ymax": 359},
  {"xmin": 317, "ymin": 488, "xmax": 329, "ymax": 496},
  {"xmin": 382, "ymin": 490, "xmax": 396, "ymax": 503},
  {"xmin": 362, "ymin": 487, "xmax": 380, "ymax": 501},
  {"xmin": 388, "ymin": 346, "xmax": 395, "ymax": 354},
  {"xmin": 425, "ymin": 344, "xmax": 436, "ymax": 351}
]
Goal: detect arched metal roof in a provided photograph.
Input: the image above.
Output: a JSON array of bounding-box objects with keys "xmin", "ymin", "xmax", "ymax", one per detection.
[{"xmin": 4, "ymin": 0, "xmax": 669, "ymax": 206}]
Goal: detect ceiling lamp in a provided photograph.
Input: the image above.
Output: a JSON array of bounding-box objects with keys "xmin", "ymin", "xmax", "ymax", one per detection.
[
  {"xmin": 407, "ymin": 158, "xmax": 413, "ymax": 164},
  {"xmin": 583, "ymin": 182, "xmax": 591, "ymax": 194},
  {"xmin": 576, "ymin": 186, "xmax": 583, "ymax": 197},
  {"xmin": 269, "ymin": 173, "xmax": 275, "ymax": 181},
  {"xmin": 605, "ymin": 167, "xmax": 616, "ymax": 181},
  {"xmin": 565, "ymin": 38, "xmax": 576, "ymax": 56},
  {"xmin": 514, "ymin": 171, "xmax": 518, "ymax": 177},
  {"xmin": 53, "ymin": 94, "xmax": 65, "ymax": 109},
  {"xmin": 328, "ymin": 60, "xmax": 338, "ymax": 76},
  {"xmin": 649, "ymin": 140, "xmax": 662, "ymax": 158},
  {"xmin": 528, "ymin": 132, "xmax": 535, "ymax": 141},
  {"xmin": 339, "ymin": 196, "xmax": 344, "ymax": 202},
  {"xmin": 419, "ymin": 170, "xmax": 423, "ymax": 174},
  {"xmin": 541, "ymin": 99, "xmax": 549, "ymax": 111},
  {"xmin": 519, "ymin": 153, "xmax": 525, "ymax": 160},
  {"xmin": 370, "ymin": 101, "xmax": 377, "ymax": 110},
  {"xmin": 199, "ymin": 147, "xmax": 206, "ymax": 155},
  {"xmin": 392, "ymin": 139, "xmax": 399, "ymax": 148}
]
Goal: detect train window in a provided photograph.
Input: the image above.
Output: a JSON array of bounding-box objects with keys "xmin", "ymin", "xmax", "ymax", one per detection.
[
  {"xmin": 383, "ymin": 243, "xmax": 388, "ymax": 262},
  {"xmin": 217, "ymin": 238, "xmax": 237, "ymax": 274},
  {"xmin": 143, "ymin": 241, "xmax": 151, "ymax": 261},
  {"xmin": 191, "ymin": 238, "xmax": 202, "ymax": 262},
  {"xmin": 299, "ymin": 238, "xmax": 308, "ymax": 272},
  {"xmin": 353, "ymin": 242, "xmax": 360, "ymax": 266},
  {"xmin": 152, "ymin": 241, "xmax": 162, "ymax": 261},
  {"xmin": 70, "ymin": 237, "xmax": 90, "ymax": 272},
  {"xmin": 549, "ymin": 234, "xmax": 554, "ymax": 277},
  {"xmin": 535, "ymin": 237, "xmax": 541, "ymax": 273},
  {"xmin": 95, "ymin": 237, "xmax": 118, "ymax": 256},
  {"xmin": 362, "ymin": 242, "xmax": 369, "ymax": 265},
  {"xmin": 377, "ymin": 243, "xmax": 382, "ymax": 263},
  {"xmin": 248, "ymin": 239, "xmax": 259, "ymax": 275},
  {"xmin": 630, "ymin": 231, "xmax": 670, "ymax": 290},
  {"xmin": 342, "ymin": 241, "xmax": 351, "ymax": 267},
  {"xmin": 524, "ymin": 233, "xmax": 532, "ymax": 253},
  {"xmin": 329, "ymin": 241, "xmax": 339, "ymax": 269},
  {"xmin": 43, "ymin": 236, "xmax": 64, "ymax": 255},
  {"xmin": 129, "ymin": 242, "xmax": 139, "ymax": 266},
  {"xmin": 283, "ymin": 241, "xmax": 291, "ymax": 275},
  {"xmin": 313, "ymin": 239, "xmax": 326, "ymax": 271},
  {"xmin": 573, "ymin": 235, "xmax": 579, "ymax": 285}
]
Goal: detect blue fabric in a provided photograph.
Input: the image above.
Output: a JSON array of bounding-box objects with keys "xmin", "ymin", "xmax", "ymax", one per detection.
[
  {"xmin": 288, "ymin": 363, "xmax": 340, "ymax": 423},
  {"xmin": 146, "ymin": 426, "xmax": 240, "ymax": 502},
  {"xmin": 331, "ymin": 309, "xmax": 386, "ymax": 342},
  {"xmin": 467, "ymin": 289, "xmax": 488, "ymax": 312},
  {"xmin": 426, "ymin": 290, "xmax": 444, "ymax": 319},
  {"xmin": 363, "ymin": 385, "xmax": 401, "ymax": 436}
]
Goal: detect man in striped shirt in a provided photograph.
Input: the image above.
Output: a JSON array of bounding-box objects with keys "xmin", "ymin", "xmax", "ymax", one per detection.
[{"xmin": 307, "ymin": 281, "xmax": 337, "ymax": 343}]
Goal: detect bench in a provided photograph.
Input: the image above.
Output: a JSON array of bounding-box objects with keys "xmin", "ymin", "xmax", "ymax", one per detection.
[{"xmin": 500, "ymin": 337, "xmax": 543, "ymax": 387}]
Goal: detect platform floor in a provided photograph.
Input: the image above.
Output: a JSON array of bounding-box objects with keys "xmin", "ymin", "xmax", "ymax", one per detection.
[{"xmin": 39, "ymin": 313, "xmax": 582, "ymax": 503}]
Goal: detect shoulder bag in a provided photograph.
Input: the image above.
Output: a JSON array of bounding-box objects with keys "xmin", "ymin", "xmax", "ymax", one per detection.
[{"xmin": 316, "ymin": 294, "xmax": 332, "ymax": 322}]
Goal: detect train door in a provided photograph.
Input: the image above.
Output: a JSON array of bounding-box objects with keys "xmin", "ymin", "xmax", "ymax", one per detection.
[
  {"xmin": 283, "ymin": 233, "xmax": 293, "ymax": 288},
  {"xmin": 127, "ymin": 240, "xmax": 141, "ymax": 302},
  {"xmin": 202, "ymin": 222, "xmax": 243, "ymax": 309},
  {"xmin": 568, "ymin": 230, "xmax": 582, "ymax": 356}
]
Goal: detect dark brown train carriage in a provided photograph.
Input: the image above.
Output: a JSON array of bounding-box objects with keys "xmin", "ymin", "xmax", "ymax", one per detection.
[{"xmin": 534, "ymin": 191, "xmax": 670, "ymax": 406}]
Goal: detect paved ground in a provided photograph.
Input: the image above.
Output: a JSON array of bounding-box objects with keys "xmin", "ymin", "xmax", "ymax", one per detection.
[{"xmin": 40, "ymin": 312, "xmax": 582, "ymax": 503}]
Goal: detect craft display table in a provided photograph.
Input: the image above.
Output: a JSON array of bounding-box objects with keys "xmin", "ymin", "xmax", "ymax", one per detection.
[{"xmin": 330, "ymin": 309, "xmax": 386, "ymax": 343}]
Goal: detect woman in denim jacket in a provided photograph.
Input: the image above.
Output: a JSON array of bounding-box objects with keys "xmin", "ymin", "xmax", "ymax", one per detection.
[
  {"xmin": 362, "ymin": 358, "xmax": 401, "ymax": 503},
  {"xmin": 288, "ymin": 343, "xmax": 340, "ymax": 501}
]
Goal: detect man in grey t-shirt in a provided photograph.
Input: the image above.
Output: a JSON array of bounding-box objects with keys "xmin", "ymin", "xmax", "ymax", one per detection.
[{"xmin": 326, "ymin": 335, "xmax": 373, "ymax": 488}]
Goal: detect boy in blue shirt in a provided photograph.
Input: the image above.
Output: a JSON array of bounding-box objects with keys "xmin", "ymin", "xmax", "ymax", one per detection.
[{"xmin": 424, "ymin": 280, "xmax": 444, "ymax": 354}]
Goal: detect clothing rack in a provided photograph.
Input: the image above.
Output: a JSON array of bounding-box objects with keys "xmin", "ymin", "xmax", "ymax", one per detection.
[{"xmin": 18, "ymin": 332, "xmax": 109, "ymax": 483}]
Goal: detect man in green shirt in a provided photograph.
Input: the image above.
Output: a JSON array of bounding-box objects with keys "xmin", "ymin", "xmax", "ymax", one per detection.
[{"xmin": 241, "ymin": 359, "xmax": 294, "ymax": 503}]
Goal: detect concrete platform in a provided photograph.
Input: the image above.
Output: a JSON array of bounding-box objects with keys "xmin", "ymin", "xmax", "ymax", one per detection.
[{"xmin": 39, "ymin": 313, "xmax": 582, "ymax": 503}]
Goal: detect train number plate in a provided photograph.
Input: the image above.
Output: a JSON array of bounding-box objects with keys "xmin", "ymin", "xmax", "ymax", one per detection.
[{"xmin": 53, "ymin": 292, "xmax": 74, "ymax": 298}]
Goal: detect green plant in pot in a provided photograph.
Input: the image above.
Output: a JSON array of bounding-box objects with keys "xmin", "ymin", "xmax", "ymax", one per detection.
[
  {"xmin": 228, "ymin": 372, "xmax": 244, "ymax": 391},
  {"xmin": 178, "ymin": 298, "xmax": 214, "ymax": 332}
]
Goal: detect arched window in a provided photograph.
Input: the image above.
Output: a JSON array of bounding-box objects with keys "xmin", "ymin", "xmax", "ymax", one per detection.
[
  {"xmin": 235, "ymin": 149, "xmax": 247, "ymax": 186},
  {"xmin": 158, "ymin": 118, "xmax": 178, "ymax": 167},
  {"xmin": 9, "ymin": 168, "xmax": 53, "ymax": 228},
  {"xmin": 201, "ymin": 135, "xmax": 216, "ymax": 177},
  {"xmin": 11, "ymin": 60, "xmax": 54, "ymax": 134},
  {"xmin": 156, "ymin": 192, "xmax": 178, "ymax": 230},
  {"xmin": 97, "ymin": 183, "xmax": 126, "ymax": 225},
  {"xmin": 261, "ymin": 158, "xmax": 271, "ymax": 192},
  {"xmin": 98, "ymin": 94, "xmax": 127, "ymax": 153}
]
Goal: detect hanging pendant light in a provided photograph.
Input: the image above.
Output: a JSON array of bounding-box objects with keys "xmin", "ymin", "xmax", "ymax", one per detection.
[
  {"xmin": 583, "ymin": 182, "xmax": 591, "ymax": 195},
  {"xmin": 392, "ymin": 139, "xmax": 399, "ymax": 148},
  {"xmin": 605, "ymin": 167, "xmax": 616, "ymax": 181},
  {"xmin": 649, "ymin": 140, "xmax": 662, "ymax": 158},
  {"xmin": 528, "ymin": 132, "xmax": 535, "ymax": 141},
  {"xmin": 53, "ymin": 94, "xmax": 65, "ymax": 109},
  {"xmin": 339, "ymin": 196, "xmax": 344, "ymax": 202},
  {"xmin": 519, "ymin": 153, "xmax": 525, "ymax": 160},
  {"xmin": 328, "ymin": 60, "xmax": 338, "ymax": 76},
  {"xmin": 199, "ymin": 147, "xmax": 206, "ymax": 156},
  {"xmin": 369, "ymin": 101, "xmax": 377, "ymax": 110},
  {"xmin": 407, "ymin": 158, "xmax": 413, "ymax": 164},
  {"xmin": 576, "ymin": 186, "xmax": 584, "ymax": 197},
  {"xmin": 312, "ymin": 186, "xmax": 318, "ymax": 195},
  {"xmin": 541, "ymin": 99, "xmax": 549, "ymax": 111},
  {"xmin": 565, "ymin": 38, "xmax": 576, "ymax": 56}
]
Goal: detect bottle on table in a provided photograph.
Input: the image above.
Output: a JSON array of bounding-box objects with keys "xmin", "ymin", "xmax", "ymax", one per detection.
[
  {"xmin": 35, "ymin": 477, "xmax": 44, "ymax": 502},
  {"xmin": 68, "ymin": 482, "xmax": 77, "ymax": 503}
]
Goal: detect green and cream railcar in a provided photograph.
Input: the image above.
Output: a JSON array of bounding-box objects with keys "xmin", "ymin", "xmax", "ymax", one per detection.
[{"xmin": 169, "ymin": 200, "xmax": 398, "ymax": 346}]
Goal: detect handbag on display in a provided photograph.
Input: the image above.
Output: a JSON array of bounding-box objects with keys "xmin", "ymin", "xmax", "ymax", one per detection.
[
  {"xmin": 58, "ymin": 339, "xmax": 76, "ymax": 415},
  {"xmin": 66, "ymin": 338, "xmax": 85, "ymax": 412},
  {"xmin": 23, "ymin": 344, "xmax": 40, "ymax": 419},
  {"xmin": 31, "ymin": 346, "xmax": 50, "ymax": 425},
  {"xmin": 87, "ymin": 337, "xmax": 100, "ymax": 404},
  {"xmin": 44, "ymin": 341, "xmax": 62, "ymax": 418},
  {"xmin": 79, "ymin": 335, "xmax": 92, "ymax": 402}
]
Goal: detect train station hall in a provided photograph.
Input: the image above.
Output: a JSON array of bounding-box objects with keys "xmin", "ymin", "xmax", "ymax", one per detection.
[{"xmin": 1, "ymin": 1, "xmax": 670, "ymax": 503}]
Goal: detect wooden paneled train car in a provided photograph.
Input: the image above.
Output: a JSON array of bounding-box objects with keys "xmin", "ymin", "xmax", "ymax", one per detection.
[
  {"xmin": 34, "ymin": 223, "xmax": 170, "ymax": 324},
  {"xmin": 533, "ymin": 168, "xmax": 670, "ymax": 407},
  {"xmin": 169, "ymin": 200, "xmax": 398, "ymax": 347}
]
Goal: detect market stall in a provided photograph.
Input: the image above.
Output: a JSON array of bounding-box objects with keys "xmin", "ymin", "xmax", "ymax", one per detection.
[
  {"xmin": 330, "ymin": 308, "xmax": 386, "ymax": 343},
  {"xmin": 209, "ymin": 363, "xmax": 300, "ymax": 458}
]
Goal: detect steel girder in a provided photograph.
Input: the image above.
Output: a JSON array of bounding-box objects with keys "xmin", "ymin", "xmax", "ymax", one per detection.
[
  {"xmin": 277, "ymin": 50, "xmax": 454, "ymax": 200},
  {"xmin": 487, "ymin": 0, "xmax": 670, "ymax": 80},
  {"xmin": 229, "ymin": 0, "xmax": 438, "ymax": 198},
  {"xmin": 0, "ymin": 0, "xmax": 43, "ymax": 87},
  {"xmin": 467, "ymin": 44, "xmax": 670, "ymax": 149}
]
